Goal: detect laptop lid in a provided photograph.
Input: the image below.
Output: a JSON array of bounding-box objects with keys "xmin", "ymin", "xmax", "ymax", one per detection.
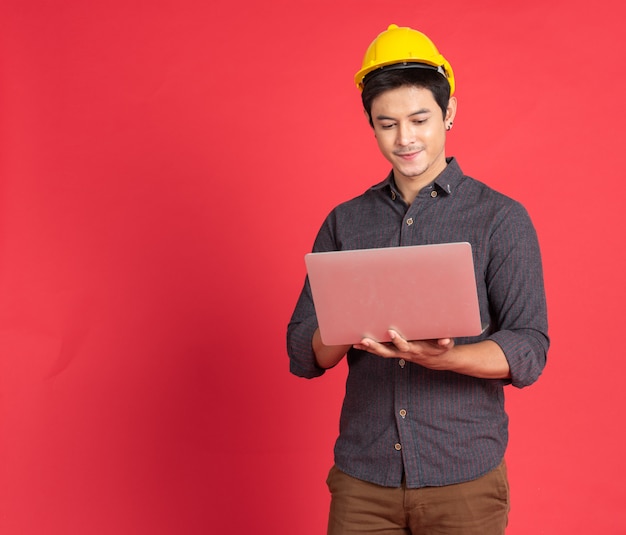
[{"xmin": 305, "ymin": 242, "xmax": 483, "ymax": 346}]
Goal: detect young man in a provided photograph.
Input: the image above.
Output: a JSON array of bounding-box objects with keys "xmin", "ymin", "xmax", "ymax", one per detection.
[{"xmin": 287, "ymin": 24, "xmax": 549, "ymax": 534}]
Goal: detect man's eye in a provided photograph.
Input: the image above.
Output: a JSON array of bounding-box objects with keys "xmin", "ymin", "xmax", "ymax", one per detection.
[{"xmin": 380, "ymin": 123, "xmax": 395, "ymax": 130}]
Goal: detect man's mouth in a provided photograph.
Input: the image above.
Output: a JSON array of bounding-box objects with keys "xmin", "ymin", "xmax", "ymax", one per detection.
[{"xmin": 395, "ymin": 149, "xmax": 422, "ymax": 160}]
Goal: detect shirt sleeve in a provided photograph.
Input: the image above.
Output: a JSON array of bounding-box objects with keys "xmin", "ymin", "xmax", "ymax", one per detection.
[
  {"xmin": 286, "ymin": 214, "xmax": 338, "ymax": 379},
  {"xmin": 286, "ymin": 277, "xmax": 326, "ymax": 378},
  {"xmin": 485, "ymin": 202, "xmax": 549, "ymax": 388}
]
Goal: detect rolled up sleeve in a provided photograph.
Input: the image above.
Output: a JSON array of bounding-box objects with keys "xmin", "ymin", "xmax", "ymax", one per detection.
[
  {"xmin": 485, "ymin": 202, "xmax": 549, "ymax": 388},
  {"xmin": 287, "ymin": 277, "xmax": 326, "ymax": 379},
  {"xmin": 287, "ymin": 214, "xmax": 341, "ymax": 379}
]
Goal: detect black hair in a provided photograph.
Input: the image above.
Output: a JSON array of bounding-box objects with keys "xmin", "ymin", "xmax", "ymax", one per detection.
[{"xmin": 361, "ymin": 66, "xmax": 451, "ymax": 127}]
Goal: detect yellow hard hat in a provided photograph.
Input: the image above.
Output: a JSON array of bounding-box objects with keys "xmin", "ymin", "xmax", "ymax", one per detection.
[{"xmin": 354, "ymin": 24, "xmax": 455, "ymax": 95}]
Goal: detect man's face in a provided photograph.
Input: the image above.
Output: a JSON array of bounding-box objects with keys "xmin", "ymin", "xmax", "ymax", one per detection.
[{"xmin": 370, "ymin": 85, "xmax": 456, "ymax": 197}]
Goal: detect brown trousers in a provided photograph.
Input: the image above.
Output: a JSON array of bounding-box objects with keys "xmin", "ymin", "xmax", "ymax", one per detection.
[{"xmin": 326, "ymin": 460, "xmax": 510, "ymax": 534}]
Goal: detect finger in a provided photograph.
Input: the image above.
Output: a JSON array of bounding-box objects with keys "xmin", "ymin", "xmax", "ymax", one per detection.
[
  {"xmin": 355, "ymin": 338, "xmax": 399, "ymax": 358},
  {"xmin": 438, "ymin": 338, "xmax": 454, "ymax": 349},
  {"xmin": 388, "ymin": 330, "xmax": 411, "ymax": 352}
]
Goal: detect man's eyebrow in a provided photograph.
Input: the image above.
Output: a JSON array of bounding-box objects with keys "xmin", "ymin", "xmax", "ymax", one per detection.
[
  {"xmin": 409, "ymin": 108, "xmax": 432, "ymax": 116},
  {"xmin": 375, "ymin": 109, "xmax": 432, "ymax": 121}
]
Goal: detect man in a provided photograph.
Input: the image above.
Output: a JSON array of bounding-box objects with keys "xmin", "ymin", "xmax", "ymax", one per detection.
[{"xmin": 287, "ymin": 23, "xmax": 548, "ymax": 534}]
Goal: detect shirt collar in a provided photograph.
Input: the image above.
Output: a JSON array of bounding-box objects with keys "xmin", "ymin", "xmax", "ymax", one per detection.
[{"xmin": 371, "ymin": 157, "xmax": 465, "ymax": 198}]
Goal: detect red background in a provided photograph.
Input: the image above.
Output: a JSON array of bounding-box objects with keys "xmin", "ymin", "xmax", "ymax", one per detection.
[{"xmin": 1, "ymin": 1, "xmax": 624, "ymax": 533}]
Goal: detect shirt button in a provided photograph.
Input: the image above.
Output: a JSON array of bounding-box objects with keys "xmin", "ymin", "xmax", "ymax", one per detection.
[
  {"xmin": 399, "ymin": 409, "xmax": 407, "ymax": 418},
  {"xmin": 394, "ymin": 443, "xmax": 402, "ymax": 451},
  {"xmin": 430, "ymin": 190, "xmax": 438, "ymax": 198},
  {"xmin": 399, "ymin": 359, "xmax": 406, "ymax": 368},
  {"xmin": 406, "ymin": 218, "xmax": 413, "ymax": 226}
]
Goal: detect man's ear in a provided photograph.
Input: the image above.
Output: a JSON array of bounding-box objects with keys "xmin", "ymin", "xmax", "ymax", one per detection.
[{"xmin": 445, "ymin": 96, "xmax": 458, "ymax": 124}]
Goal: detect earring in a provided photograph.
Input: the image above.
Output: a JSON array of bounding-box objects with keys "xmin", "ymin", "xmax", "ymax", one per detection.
[{"xmin": 446, "ymin": 122, "xmax": 453, "ymax": 131}]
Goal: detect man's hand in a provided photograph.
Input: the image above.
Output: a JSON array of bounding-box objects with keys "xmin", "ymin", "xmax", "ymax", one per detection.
[{"xmin": 353, "ymin": 330, "xmax": 456, "ymax": 371}]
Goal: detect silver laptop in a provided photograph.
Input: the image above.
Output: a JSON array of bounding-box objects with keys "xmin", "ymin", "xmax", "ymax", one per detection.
[{"xmin": 305, "ymin": 242, "xmax": 483, "ymax": 346}]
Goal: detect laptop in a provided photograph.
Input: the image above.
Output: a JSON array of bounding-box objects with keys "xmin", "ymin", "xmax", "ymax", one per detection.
[{"xmin": 304, "ymin": 242, "xmax": 483, "ymax": 346}]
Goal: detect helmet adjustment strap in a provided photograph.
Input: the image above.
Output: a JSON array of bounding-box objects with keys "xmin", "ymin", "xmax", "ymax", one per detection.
[{"xmin": 362, "ymin": 62, "xmax": 448, "ymax": 88}]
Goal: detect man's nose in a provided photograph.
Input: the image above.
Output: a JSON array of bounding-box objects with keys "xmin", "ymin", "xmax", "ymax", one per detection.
[{"xmin": 396, "ymin": 123, "xmax": 414, "ymax": 146}]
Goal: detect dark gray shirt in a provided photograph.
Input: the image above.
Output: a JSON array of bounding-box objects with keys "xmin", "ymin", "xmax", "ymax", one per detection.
[{"xmin": 287, "ymin": 158, "xmax": 549, "ymax": 488}]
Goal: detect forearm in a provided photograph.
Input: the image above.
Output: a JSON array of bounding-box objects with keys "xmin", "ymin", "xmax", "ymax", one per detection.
[
  {"xmin": 312, "ymin": 329, "xmax": 350, "ymax": 369},
  {"xmin": 444, "ymin": 339, "xmax": 511, "ymax": 379}
]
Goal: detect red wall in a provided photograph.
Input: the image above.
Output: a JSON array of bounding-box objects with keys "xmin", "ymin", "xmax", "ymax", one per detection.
[{"xmin": 1, "ymin": 1, "xmax": 625, "ymax": 533}]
